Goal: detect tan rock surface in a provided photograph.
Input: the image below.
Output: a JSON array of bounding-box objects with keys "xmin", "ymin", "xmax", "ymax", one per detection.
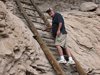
[
  {"xmin": 80, "ymin": 2, "xmax": 98, "ymax": 11},
  {"xmin": 61, "ymin": 11, "xmax": 100, "ymax": 74},
  {"xmin": 96, "ymin": 8, "xmax": 100, "ymax": 15},
  {"xmin": 1, "ymin": 0, "xmax": 100, "ymax": 75},
  {"xmin": 0, "ymin": 1, "xmax": 54, "ymax": 75}
]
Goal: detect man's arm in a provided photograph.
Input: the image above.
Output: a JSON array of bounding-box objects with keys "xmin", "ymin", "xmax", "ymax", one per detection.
[
  {"xmin": 57, "ymin": 22, "xmax": 62, "ymax": 36},
  {"xmin": 49, "ymin": 23, "xmax": 52, "ymax": 28},
  {"xmin": 45, "ymin": 23, "xmax": 52, "ymax": 32}
]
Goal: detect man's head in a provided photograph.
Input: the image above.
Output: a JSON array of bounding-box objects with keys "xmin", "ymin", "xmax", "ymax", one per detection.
[{"xmin": 46, "ymin": 8, "xmax": 55, "ymax": 17}]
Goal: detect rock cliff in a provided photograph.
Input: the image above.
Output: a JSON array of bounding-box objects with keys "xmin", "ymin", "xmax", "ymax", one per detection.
[{"xmin": 0, "ymin": 1, "xmax": 54, "ymax": 75}]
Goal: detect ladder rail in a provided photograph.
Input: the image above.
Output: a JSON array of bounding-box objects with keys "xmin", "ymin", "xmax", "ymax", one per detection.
[
  {"xmin": 15, "ymin": 0, "xmax": 87, "ymax": 75},
  {"xmin": 15, "ymin": 0, "xmax": 66, "ymax": 75}
]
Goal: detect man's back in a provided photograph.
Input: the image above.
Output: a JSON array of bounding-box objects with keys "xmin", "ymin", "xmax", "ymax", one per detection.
[{"xmin": 52, "ymin": 12, "xmax": 67, "ymax": 38}]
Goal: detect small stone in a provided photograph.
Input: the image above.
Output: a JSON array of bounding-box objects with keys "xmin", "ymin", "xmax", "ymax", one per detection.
[
  {"xmin": 0, "ymin": 12, "xmax": 6, "ymax": 19},
  {"xmin": 96, "ymin": 8, "xmax": 100, "ymax": 15},
  {"xmin": 0, "ymin": 40, "xmax": 12, "ymax": 55},
  {"xmin": 25, "ymin": 65, "xmax": 38, "ymax": 75},
  {"xmin": 0, "ymin": 20, "xmax": 6, "ymax": 27},
  {"xmin": 25, "ymin": 46, "xmax": 32, "ymax": 50},
  {"xmin": 0, "ymin": 27, "xmax": 4, "ymax": 32},
  {"xmin": 18, "ymin": 65, "xmax": 26, "ymax": 71},
  {"xmin": 26, "ymin": 60, "xmax": 32, "ymax": 65}
]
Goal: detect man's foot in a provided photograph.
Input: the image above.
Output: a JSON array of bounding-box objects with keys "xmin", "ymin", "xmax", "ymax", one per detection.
[
  {"xmin": 58, "ymin": 59, "xmax": 67, "ymax": 64},
  {"xmin": 68, "ymin": 59, "xmax": 75, "ymax": 65}
]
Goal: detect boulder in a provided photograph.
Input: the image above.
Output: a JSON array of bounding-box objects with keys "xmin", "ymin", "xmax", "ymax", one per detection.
[{"xmin": 80, "ymin": 2, "xmax": 98, "ymax": 11}]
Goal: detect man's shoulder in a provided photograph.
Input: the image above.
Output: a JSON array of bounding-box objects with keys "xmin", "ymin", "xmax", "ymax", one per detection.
[
  {"xmin": 55, "ymin": 12, "xmax": 63, "ymax": 18},
  {"xmin": 55, "ymin": 12, "xmax": 61, "ymax": 16}
]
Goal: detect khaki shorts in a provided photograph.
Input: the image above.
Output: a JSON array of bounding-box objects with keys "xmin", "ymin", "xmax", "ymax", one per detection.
[{"xmin": 55, "ymin": 33, "xmax": 67, "ymax": 48}]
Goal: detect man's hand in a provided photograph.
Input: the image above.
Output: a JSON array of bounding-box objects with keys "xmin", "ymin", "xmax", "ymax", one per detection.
[
  {"xmin": 57, "ymin": 30, "xmax": 61, "ymax": 36},
  {"xmin": 44, "ymin": 25, "xmax": 52, "ymax": 32}
]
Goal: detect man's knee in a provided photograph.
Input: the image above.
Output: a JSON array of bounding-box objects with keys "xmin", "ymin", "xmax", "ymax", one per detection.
[
  {"xmin": 56, "ymin": 45, "xmax": 60, "ymax": 48},
  {"xmin": 55, "ymin": 45, "xmax": 61, "ymax": 48}
]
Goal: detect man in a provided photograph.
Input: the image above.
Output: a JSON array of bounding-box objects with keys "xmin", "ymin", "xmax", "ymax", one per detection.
[{"xmin": 46, "ymin": 8, "xmax": 75, "ymax": 64}]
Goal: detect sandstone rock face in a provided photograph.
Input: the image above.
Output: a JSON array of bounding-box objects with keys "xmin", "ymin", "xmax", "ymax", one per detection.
[
  {"xmin": 80, "ymin": 2, "xmax": 98, "ymax": 11},
  {"xmin": 1, "ymin": 0, "xmax": 100, "ymax": 75},
  {"xmin": 0, "ymin": 1, "xmax": 54, "ymax": 75},
  {"xmin": 62, "ymin": 11, "xmax": 100, "ymax": 74},
  {"xmin": 0, "ymin": 1, "xmax": 8, "ymax": 38}
]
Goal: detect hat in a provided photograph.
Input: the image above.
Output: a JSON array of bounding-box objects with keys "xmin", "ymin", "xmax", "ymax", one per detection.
[{"xmin": 46, "ymin": 8, "xmax": 53, "ymax": 13}]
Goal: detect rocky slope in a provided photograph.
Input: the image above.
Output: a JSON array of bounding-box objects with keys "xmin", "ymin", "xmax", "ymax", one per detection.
[
  {"xmin": 1, "ymin": 0, "xmax": 100, "ymax": 75},
  {"xmin": 0, "ymin": 1, "xmax": 54, "ymax": 75},
  {"xmin": 40, "ymin": 1, "xmax": 100, "ymax": 74},
  {"xmin": 61, "ymin": 11, "xmax": 100, "ymax": 74}
]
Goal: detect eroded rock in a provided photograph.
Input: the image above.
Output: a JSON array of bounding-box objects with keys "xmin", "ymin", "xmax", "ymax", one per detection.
[
  {"xmin": 96, "ymin": 8, "xmax": 100, "ymax": 15},
  {"xmin": 0, "ymin": 20, "xmax": 6, "ymax": 27},
  {"xmin": 0, "ymin": 27, "xmax": 4, "ymax": 32},
  {"xmin": 62, "ymin": 11, "xmax": 100, "ymax": 74},
  {"xmin": 80, "ymin": 2, "xmax": 98, "ymax": 11},
  {"xmin": 0, "ymin": 1, "xmax": 54, "ymax": 75}
]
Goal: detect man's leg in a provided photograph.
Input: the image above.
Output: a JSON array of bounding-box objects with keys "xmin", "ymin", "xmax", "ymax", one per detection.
[
  {"xmin": 65, "ymin": 48, "xmax": 71, "ymax": 57},
  {"xmin": 55, "ymin": 33, "xmax": 67, "ymax": 63},
  {"xmin": 56, "ymin": 45, "xmax": 67, "ymax": 63},
  {"xmin": 65, "ymin": 47, "xmax": 75, "ymax": 64},
  {"xmin": 56, "ymin": 45, "xmax": 63, "ymax": 56}
]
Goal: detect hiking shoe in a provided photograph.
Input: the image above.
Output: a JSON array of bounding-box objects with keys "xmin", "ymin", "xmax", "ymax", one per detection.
[
  {"xmin": 68, "ymin": 59, "xmax": 75, "ymax": 65},
  {"xmin": 58, "ymin": 59, "xmax": 67, "ymax": 64}
]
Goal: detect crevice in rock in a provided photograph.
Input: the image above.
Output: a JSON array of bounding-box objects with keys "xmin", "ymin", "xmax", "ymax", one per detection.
[{"xmin": 26, "ymin": 70, "xmax": 34, "ymax": 75}]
